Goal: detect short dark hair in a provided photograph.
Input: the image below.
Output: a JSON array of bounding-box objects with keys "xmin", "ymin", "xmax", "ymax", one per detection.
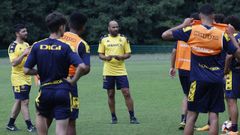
[
  {"xmin": 69, "ymin": 11, "xmax": 87, "ymax": 30},
  {"xmin": 199, "ymin": 4, "xmax": 214, "ymax": 15},
  {"xmin": 45, "ymin": 12, "xmax": 67, "ymax": 33},
  {"xmin": 14, "ymin": 24, "xmax": 26, "ymax": 33},
  {"xmin": 190, "ymin": 12, "xmax": 200, "ymax": 20},
  {"xmin": 224, "ymin": 15, "xmax": 240, "ymax": 31},
  {"xmin": 214, "ymin": 13, "xmax": 225, "ymax": 23}
]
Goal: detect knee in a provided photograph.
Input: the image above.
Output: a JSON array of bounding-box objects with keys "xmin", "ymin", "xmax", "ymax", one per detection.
[
  {"xmin": 21, "ymin": 100, "xmax": 29, "ymax": 106},
  {"xmin": 122, "ymin": 90, "xmax": 131, "ymax": 99},
  {"xmin": 227, "ymin": 99, "xmax": 236, "ymax": 107},
  {"xmin": 69, "ymin": 120, "xmax": 76, "ymax": 127},
  {"xmin": 15, "ymin": 99, "xmax": 21, "ymax": 104},
  {"xmin": 108, "ymin": 93, "xmax": 115, "ymax": 99}
]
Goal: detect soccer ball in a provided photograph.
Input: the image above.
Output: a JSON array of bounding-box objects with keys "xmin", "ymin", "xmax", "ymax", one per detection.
[{"xmin": 221, "ymin": 120, "xmax": 232, "ymax": 133}]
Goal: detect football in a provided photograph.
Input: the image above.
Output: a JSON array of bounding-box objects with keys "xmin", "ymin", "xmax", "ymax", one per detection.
[{"xmin": 221, "ymin": 120, "xmax": 232, "ymax": 133}]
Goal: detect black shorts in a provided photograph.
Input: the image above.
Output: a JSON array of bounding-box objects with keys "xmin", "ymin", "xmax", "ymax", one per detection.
[
  {"xmin": 103, "ymin": 76, "xmax": 129, "ymax": 90},
  {"xmin": 35, "ymin": 88, "xmax": 71, "ymax": 120},
  {"xmin": 225, "ymin": 71, "xmax": 240, "ymax": 99},
  {"xmin": 179, "ymin": 75, "xmax": 190, "ymax": 96},
  {"xmin": 187, "ymin": 81, "xmax": 225, "ymax": 113},
  {"xmin": 69, "ymin": 83, "xmax": 79, "ymax": 120},
  {"xmin": 12, "ymin": 85, "xmax": 31, "ymax": 100}
]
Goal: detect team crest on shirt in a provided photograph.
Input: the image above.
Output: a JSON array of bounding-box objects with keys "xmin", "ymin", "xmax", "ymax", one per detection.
[
  {"xmin": 107, "ymin": 40, "xmax": 110, "ymax": 42},
  {"xmin": 119, "ymin": 38, "xmax": 122, "ymax": 42},
  {"xmin": 21, "ymin": 85, "xmax": 25, "ymax": 89}
]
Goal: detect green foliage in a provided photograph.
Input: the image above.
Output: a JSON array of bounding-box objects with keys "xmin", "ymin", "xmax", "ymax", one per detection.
[
  {"xmin": 0, "ymin": 0, "xmax": 14, "ymax": 48},
  {"xmin": 0, "ymin": 0, "xmax": 239, "ymax": 48}
]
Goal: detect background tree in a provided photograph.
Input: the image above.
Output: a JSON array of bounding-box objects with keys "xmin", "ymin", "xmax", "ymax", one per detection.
[{"xmin": 0, "ymin": 0, "xmax": 238, "ymax": 49}]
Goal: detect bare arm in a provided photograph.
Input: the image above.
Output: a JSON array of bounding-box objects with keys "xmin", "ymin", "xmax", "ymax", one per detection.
[
  {"xmin": 224, "ymin": 54, "xmax": 233, "ymax": 75},
  {"xmin": 24, "ymin": 67, "xmax": 38, "ymax": 75},
  {"xmin": 12, "ymin": 47, "xmax": 30, "ymax": 66},
  {"xmin": 67, "ymin": 63, "xmax": 87, "ymax": 85},
  {"xmin": 226, "ymin": 25, "xmax": 240, "ymax": 59},
  {"xmin": 82, "ymin": 65, "xmax": 90, "ymax": 75},
  {"xmin": 99, "ymin": 53, "xmax": 113, "ymax": 61},
  {"xmin": 169, "ymin": 48, "xmax": 176, "ymax": 77},
  {"xmin": 162, "ymin": 18, "xmax": 193, "ymax": 40},
  {"xmin": 229, "ymin": 35, "xmax": 240, "ymax": 59},
  {"xmin": 112, "ymin": 53, "xmax": 131, "ymax": 61}
]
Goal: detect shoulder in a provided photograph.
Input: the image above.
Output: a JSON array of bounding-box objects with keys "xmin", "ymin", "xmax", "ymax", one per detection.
[
  {"xmin": 33, "ymin": 38, "xmax": 48, "ymax": 45},
  {"xmin": 8, "ymin": 42, "xmax": 17, "ymax": 53},
  {"xmin": 99, "ymin": 34, "xmax": 108, "ymax": 43},
  {"xmin": 78, "ymin": 39, "xmax": 89, "ymax": 53},
  {"xmin": 223, "ymin": 33, "xmax": 230, "ymax": 42},
  {"xmin": 233, "ymin": 33, "xmax": 240, "ymax": 43},
  {"xmin": 119, "ymin": 34, "xmax": 127, "ymax": 39},
  {"xmin": 23, "ymin": 42, "xmax": 29, "ymax": 46},
  {"xmin": 56, "ymin": 39, "xmax": 71, "ymax": 48},
  {"xmin": 235, "ymin": 33, "xmax": 240, "ymax": 39},
  {"xmin": 182, "ymin": 26, "xmax": 193, "ymax": 32},
  {"xmin": 80, "ymin": 39, "xmax": 89, "ymax": 47},
  {"xmin": 57, "ymin": 38, "xmax": 70, "ymax": 45},
  {"xmin": 119, "ymin": 34, "xmax": 129, "ymax": 42}
]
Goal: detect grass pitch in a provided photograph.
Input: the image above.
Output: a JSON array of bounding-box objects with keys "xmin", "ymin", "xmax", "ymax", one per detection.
[{"xmin": 0, "ymin": 54, "xmax": 229, "ymax": 135}]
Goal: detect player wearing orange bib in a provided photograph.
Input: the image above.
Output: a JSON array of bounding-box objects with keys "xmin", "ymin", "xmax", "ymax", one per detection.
[
  {"xmin": 61, "ymin": 12, "xmax": 90, "ymax": 135},
  {"xmin": 170, "ymin": 13, "xmax": 199, "ymax": 130},
  {"xmin": 170, "ymin": 40, "xmax": 191, "ymax": 129},
  {"xmin": 162, "ymin": 4, "xmax": 240, "ymax": 135}
]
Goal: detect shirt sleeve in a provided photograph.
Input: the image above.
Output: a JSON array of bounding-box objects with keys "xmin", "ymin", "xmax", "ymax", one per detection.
[
  {"xmin": 8, "ymin": 43, "xmax": 18, "ymax": 63},
  {"xmin": 124, "ymin": 37, "xmax": 131, "ymax": 53},
  {"xmin": 24, "ymin": 45, "xmax": 37, "ymax": 69},
  {"xmin": 223, "ymin": 33, "xmax": 238, "ymax": 54},
  {"xmin": 77, "ymin": 42, "xmax": 90, "ymax": 66},
  {"xmin": 98, "ymin": 38, "xmax": 105, "ymax": 53},
  {"xmin": 67, "ymin": 45, "xmax": 83, "ymax": 67},
  {"xmin": 172, "ymin": 27, "xmax": 192, "ymax": 42}
]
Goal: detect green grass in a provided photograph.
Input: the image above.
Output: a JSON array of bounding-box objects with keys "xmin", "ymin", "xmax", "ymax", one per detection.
[{"xmin": 0, "ymin": 54, "xmax": 230, "ymax": 135}]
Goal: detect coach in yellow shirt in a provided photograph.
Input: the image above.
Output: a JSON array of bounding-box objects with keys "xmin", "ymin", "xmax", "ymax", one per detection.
[
  {"xmin": 7, "ymin": 24, "xmax": 35, "ymax": 132},
  {"xmin": 98, "ymin": 20, "xmax": 139, "ymax": 124}
]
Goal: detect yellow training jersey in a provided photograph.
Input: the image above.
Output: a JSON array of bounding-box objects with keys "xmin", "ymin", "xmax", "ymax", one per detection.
[
  {"xmin": 98, "ymin": 34, "xmax": 131, "ymax": 76},
  {"xmin": 8, "ymin": 41, "xmax": 31, "ymax": 86}
]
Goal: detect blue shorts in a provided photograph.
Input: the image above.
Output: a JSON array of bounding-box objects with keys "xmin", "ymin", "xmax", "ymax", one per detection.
[
  {"xmin": 179, "ymin": 75, "xmax": 190, "ymax": 96},
  {"xmin": 225, "ymin": 71, "xmax": 240, "ymax": 99},
  {"xmin": 103, "ymin": 76, "xmax": 129, "ymax": 90},
  {"xmin": 35, "ymin": 88, "xmax": 71, "ymax": 120},
  {"xmin": 187, "ymin": 81, "xmax": 225, "ymax": 113},
  {"xmin": 70, "ymin": 83, "xmax": 79, "ymax": 120},
  {"xmin": 12, "ymin": 85, "xmax": 31, "ymax": 100}
]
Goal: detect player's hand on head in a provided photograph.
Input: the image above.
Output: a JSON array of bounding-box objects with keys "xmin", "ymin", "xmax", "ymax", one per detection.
[
  {"xmin": 169, "ymin": 68, "xmax": 176, "ymax": 78},
  {"xmin": 182, "ymin": 18, "xmax": 194, "ymax": 27},
  {"xmin": 226, "ymin": 24, "xmax": 235, "ymax": 37}
]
